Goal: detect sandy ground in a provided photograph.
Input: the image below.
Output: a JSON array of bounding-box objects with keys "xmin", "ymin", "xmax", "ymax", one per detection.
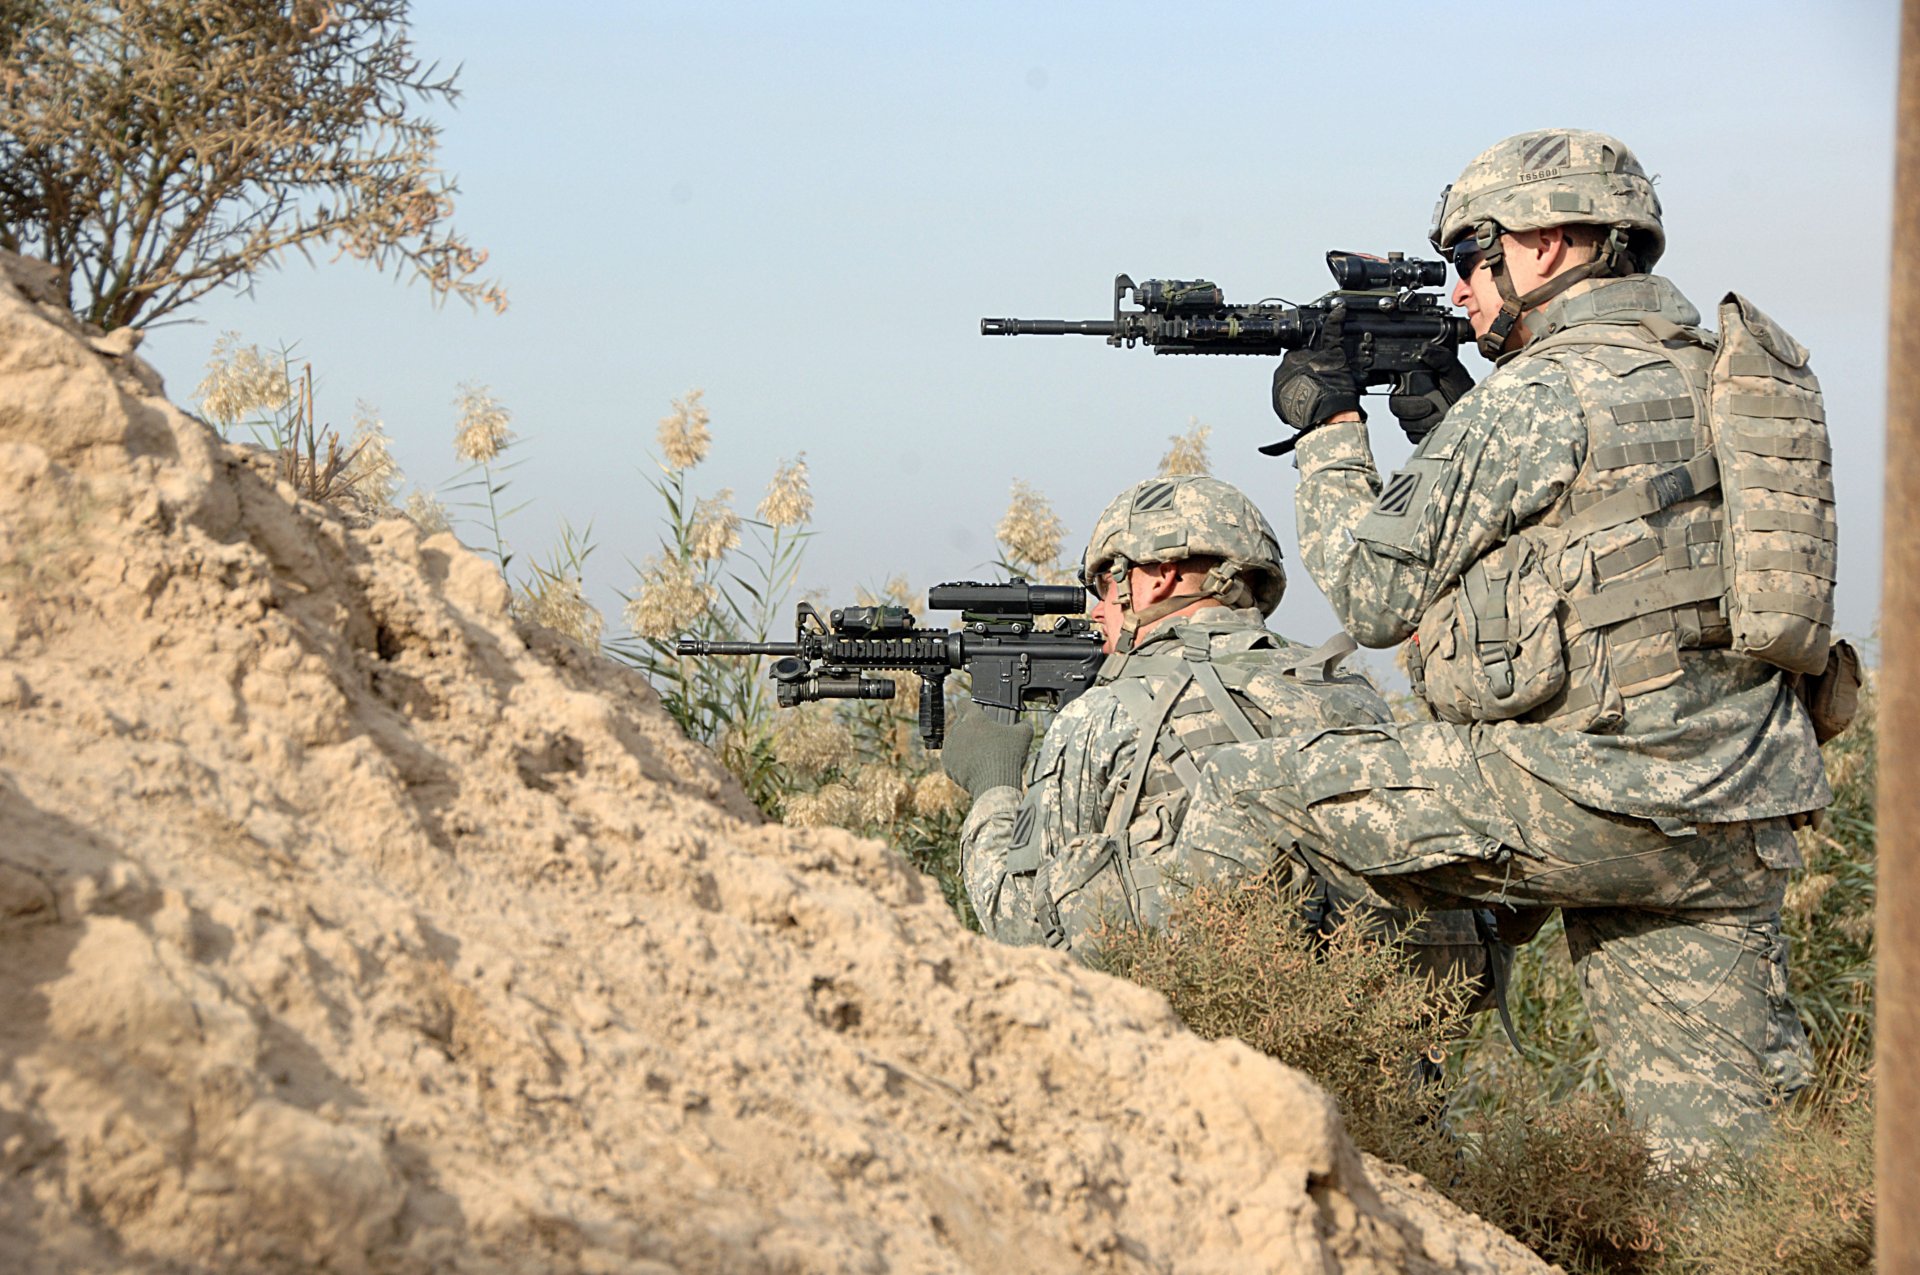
[{"xmin": 0, "ymin": 251, "xmax": 1553, "ymax": 1273}]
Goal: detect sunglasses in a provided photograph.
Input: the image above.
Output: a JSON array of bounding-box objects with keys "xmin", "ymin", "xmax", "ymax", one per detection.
[
  {"xmin": 1445, "ymin": 237, "xmax": 1488, "ymax": 281},
  {"xmin": 1078, "ymin": 565, "xmax": 1122, "ymax": 601}
]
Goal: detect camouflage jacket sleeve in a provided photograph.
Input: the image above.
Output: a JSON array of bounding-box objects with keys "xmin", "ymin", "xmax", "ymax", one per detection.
[
  {"xmin": 1294, "ymin": 368, "xmax": 1587, "ymax": 647},
  {"xmin": 958, "ymin": 690, "xmax": 1134, "ymax": 946}
]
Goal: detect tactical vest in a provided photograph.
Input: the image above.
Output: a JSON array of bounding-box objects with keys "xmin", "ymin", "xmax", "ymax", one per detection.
[
  {"xmin": 1032, "ymin": 626, "xmax": 1365, "ymax": 934},
  {"xmin": 1096, "ymin": 629, "xmax": 1363, "ymax": 841},
  {"xmin": 1415, "ymin": 283, "xmax": 1838, "ymax": 730}
]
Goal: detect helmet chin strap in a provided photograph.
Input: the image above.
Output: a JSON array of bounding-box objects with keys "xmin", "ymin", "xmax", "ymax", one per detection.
[
  {"xmin": 1116, "ymin": 583, "xmax": 1231, "ymax": 654},
  {"xmin": 1475, "ymin": 224, "xmax": 1635, "ymax": 361},
  {"xmin": 1110, "ymin": 558, "xmax": 1244, "ymax": 653}
]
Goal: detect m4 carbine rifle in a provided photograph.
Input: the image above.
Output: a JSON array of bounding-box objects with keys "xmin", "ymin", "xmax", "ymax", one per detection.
[
  {"xmin": 982, "ymin": 251, "xmax": 1474, "ymax": 453},
  {"xmin": 674, "ymin": 580, "xmax": 1103, "ymax": 749}
]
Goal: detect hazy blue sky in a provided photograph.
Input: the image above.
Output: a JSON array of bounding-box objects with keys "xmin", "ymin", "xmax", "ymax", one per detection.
[{"xmin": 140, "ymin": 1, "xmax": 1899, "ymax": 666}]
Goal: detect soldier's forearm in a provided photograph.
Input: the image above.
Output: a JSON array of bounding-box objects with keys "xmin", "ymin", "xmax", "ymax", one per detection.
[
  {"xmin": 1294, "ymin": 422, "xmax": 1423, "ymax": 646},
  {"xmin": 958, "ymin": 786, "xmax": 1041, "ymax": 942}
]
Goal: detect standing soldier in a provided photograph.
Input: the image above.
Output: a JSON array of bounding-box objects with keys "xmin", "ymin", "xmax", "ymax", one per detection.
[
  {"xmin": 1175, "ymin": 129, "xmax": 1849, "ymax": 1163},
  {"xmin": 940, "ymin": 474, "xmax": 1498, "ymax": 999}
]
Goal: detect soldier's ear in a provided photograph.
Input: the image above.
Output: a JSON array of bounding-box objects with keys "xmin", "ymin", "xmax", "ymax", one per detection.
[
  {"xmin": 1513, "ymin": 226, "xmax": 1572, "ymax": 276},
  {"xmin": 1135, "ymin": 560, "xmax": 1185, "ymax": 606}
]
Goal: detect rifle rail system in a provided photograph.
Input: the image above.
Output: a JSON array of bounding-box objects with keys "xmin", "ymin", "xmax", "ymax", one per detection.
[
  {"xmin": 983, "ymin": 251, "xmax": 1474, "ymax": 452},
  {"xmin": 676, "ymin": 579, "xmax": 1103, "ymax": 749}
]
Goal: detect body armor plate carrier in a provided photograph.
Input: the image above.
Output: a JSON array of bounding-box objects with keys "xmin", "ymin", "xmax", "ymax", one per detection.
[{"xmin": 1416, "ymin": 289, "xmax": 1839, "ymax": 729}]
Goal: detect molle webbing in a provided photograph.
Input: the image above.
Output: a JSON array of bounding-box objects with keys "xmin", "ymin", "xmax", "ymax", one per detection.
[
  {"xmin": 1609, "ymin": 395, "xmax": 1694, "ymax": 426},
  {"xmin": 1727, "ymin": 354, "xmax": 1818, "ymax": 389},
  {"xmin": 1526, "ymin": 295, "xmax": 1837, "ymax": 684},
  {"xmin": 1571, "ymin": 565, "xmax": 1724, "ymax": 630},
  {"xmin": 1558, "ymin": 451, "xmax": 1721, "ymax": 540},
  {"xmin": 1728, "ymin": 393, "xmax": 1825, "ymax": 423}
]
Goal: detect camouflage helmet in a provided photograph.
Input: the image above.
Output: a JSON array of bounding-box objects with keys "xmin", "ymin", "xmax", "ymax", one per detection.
[
  {"xmin": 1081, "ymin": 476, "xmax": 1285, "ymax": 616},
  {"xmin": 1428, "ymin": 129, "xmax": 1664, "ymax": 269}
]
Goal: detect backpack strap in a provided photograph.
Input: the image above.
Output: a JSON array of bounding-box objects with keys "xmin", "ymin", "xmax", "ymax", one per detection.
[
  {"xmin": 1181, "ymin": 634, "xmax": 1265, "ymax": 746},
  {"xmin": 1101, "ymin": 665, "xmax": 1193, "ymax": 842},
  {"xmin": 1272, "ymin": 630, "xmax": 1359, "ymax": 682}
]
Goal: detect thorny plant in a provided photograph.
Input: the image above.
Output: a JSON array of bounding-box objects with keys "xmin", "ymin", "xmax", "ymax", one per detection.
[{"xmin": 0, "ymin": 0, "xmax": 504, "ymax": 330}]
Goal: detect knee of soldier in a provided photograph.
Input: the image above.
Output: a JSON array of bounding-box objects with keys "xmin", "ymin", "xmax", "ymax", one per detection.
[{"xmin": 1567, "ymin": 906, "xmax": 1813, "ymax": 1096}]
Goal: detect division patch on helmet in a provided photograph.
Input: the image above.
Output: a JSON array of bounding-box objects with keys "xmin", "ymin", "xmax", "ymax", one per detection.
[
  {"xmin": 1132, "ymin": 480, "xmax": 1178, "ymax": 512},
  {"xmin": 1521, "ymin": 132, "xmax": 1570, "ymax": 171},
  {"xmin": 1373, "ymin": 470, "xmax": 1422, "ymax": 517}
]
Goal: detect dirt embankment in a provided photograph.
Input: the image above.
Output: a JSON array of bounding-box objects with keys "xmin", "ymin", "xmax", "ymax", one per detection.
[{"xmin": 0, "ymin": 252, "xmax": 1550, "ymax": 1274}]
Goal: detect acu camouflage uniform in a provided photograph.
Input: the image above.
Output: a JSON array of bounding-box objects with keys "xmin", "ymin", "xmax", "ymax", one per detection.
[
  {"xmin": 960, "ymin": 604, "xmax": 1498, "ymax": 997},
  {"xmin": 1178, "ymin": 134, "xmax": 1828, "ymax": 1162}
]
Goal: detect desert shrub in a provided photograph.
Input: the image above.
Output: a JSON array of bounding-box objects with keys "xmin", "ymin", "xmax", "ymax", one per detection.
[
  {"xmin": 1089, "ymin": 869, "xmax": 1476, "ymax": 1176},
  {"xmin": 0, "ymin": 0, "xmax": 501, "ymax": 329},
  {"xmin": 1667, "ymin": 1095, "xmax": 1874, "ymax": 1274},
  {"xmin": 1448, "ymin": 1075, "xmax": 1683, "ymax": 1274},
  {"xmin": 1087, "ymin": 855, "xmax": 1885, "ymax": 1275}
]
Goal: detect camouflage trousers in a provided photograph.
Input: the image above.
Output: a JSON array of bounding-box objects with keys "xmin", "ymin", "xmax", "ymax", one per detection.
[{"xmin": 1177, "ymin": 721, "xmax": 1816, "ymax": 1166}]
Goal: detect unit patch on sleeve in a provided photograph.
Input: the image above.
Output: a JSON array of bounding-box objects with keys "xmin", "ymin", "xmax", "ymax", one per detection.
[
  {"xmin": 1010, "ymin": 806, "xmax": 1036, "ymax": 850},
  {"xmin": 1373, "ymin": 470, "xmax": 1422, "ymax": 516}
]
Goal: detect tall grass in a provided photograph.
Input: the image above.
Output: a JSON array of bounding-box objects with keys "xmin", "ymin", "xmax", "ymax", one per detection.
[{"xmin": 596, "ymin": 393, "xmax": 978, "ymax": 910}]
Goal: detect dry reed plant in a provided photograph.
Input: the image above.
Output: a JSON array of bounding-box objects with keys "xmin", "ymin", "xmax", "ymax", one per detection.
[
  {"xmin": 445, "ymin": 382, "xmax": 522, "ymax": 570},
  {"xmin": 342, "ymin": 405, "xmax": 403, "ymax": 513},
  {"xmin": 196, "ymin": 338, "xmax": 379, "ymax": 506},
  {"xmin": 1157, "ymin": 418, "xmax": 1213, "ymax": 476},
  {"xmin": 405, "ymin": 490, "xmax": 452, "ymax": 535},
  {"xmin": 197, "ymin": 333, "xmax": 294, "ymax": 432},
  {"xmin": 514, "ymin": 520, "xmax": 604, "ymax": 648},
  {"xmin": 608, "ymin": 395, "xmax": 977, "ymax": 913},
  {"xmin": 996, "ymin": 480, "xmax": 1065, "ymax": 571},
  {"xmin": 657, "ymin": 389, "xmax": 711, "ymax": 471}
]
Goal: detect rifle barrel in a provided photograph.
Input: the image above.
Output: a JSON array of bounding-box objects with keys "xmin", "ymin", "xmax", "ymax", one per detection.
[
  {"xmin": 675, "ymin": 638, "xmax": 802, "ymax": 656},
  {"xmin": 980, "ymin": 318, "xmax": 1119, "ymax": 336}
]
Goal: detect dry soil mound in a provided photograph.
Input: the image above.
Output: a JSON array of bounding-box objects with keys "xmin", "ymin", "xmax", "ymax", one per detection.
[{"xmin": 0, "ymin": 252, "xmax": 1551, "ymax": 1274}]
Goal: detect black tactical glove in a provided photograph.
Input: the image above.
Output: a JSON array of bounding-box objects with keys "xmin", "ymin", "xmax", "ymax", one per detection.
[
  {"xmin": 1270, "ymin": 303, "xmax": 1361, "ymax": 434},
  {"xmin": 1387, "ymin": 335, "xmax": 1475, "ymax": 444},
  {"xmin": 940, "ymin": 708, "xmax": 1033, "ymax": 798}
]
